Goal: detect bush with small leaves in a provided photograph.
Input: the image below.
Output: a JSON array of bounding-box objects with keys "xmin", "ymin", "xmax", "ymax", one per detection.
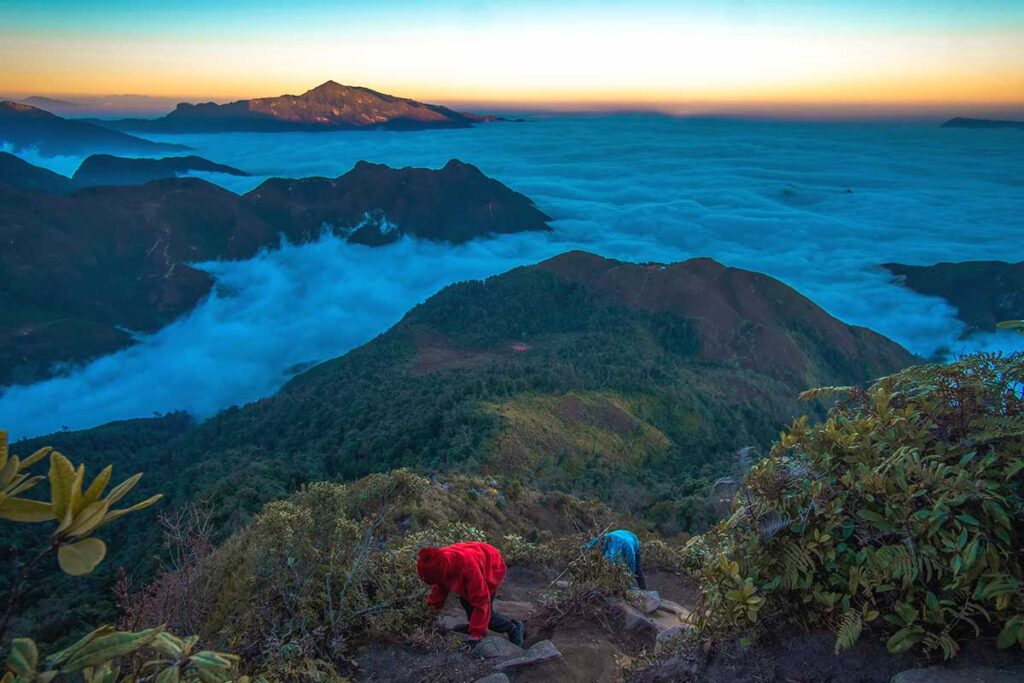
[{"xmin": 695, "ymin": 354, "xmax": 1024, "ymax": 659}]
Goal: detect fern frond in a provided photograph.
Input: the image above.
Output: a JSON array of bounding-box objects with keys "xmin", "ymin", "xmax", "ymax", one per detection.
[
  {"xmin": 757, "ymin": 510, "xmax": 791, "ymax": 543},
  {"xmin": 923, "ymin": 633, "xmax": 960, "ymax": 660},
  {"xmin": 781, "ymin": 542, "xmax": 815, "ymax": 588},
  {"xmin": 834, "ymin": 610, "xmax": 863, "ymax": 654},
  {"xmin": 872, "ymin": 544, "xmax": 918, "ymax": 587}
]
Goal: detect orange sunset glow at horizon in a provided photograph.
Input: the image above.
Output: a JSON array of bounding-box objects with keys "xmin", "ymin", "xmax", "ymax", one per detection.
[{"xmin": 1, "ymin": 0, "xmax": 1022, "ymax": 117}]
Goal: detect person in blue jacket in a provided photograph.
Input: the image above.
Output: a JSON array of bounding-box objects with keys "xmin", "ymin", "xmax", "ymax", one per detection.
[{"xmin": 587, "ymin": 529, "xmax": 647, "ymax": 589}]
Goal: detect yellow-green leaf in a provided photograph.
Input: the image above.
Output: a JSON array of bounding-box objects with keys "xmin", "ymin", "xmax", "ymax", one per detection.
[
  {"xmin": 69, "ymin": 463, "xmax": 85, "ymax": 515},
  {"xmin": 151, "ymin": 632, "xmax": 185, "ymax": 658},
  {"xmin": 83, "ymin": 662, "xmax": 119, "ymax": 683},
  {"xmin": 46, "ymin": 626, "xmax": 116, "ymax": 669},
  {"xmin": 0, "ymin": 454, "xmax": 19, "ymax": 488},
  {"xmin": 58, "ymin": 538, "xmax": 107, "ymax": 576},
  {"xmin": 49, "ymin": 452, "xmax": 76, "ymax": 522},
  {"xmin": 155, "ymin": 667, "xmax": 181, "ymax": 683},
  {"xmin": 99, "ymin": 494, "xmax": 163, "ymax": 528},
  {"xmin": 191, "ymin": 651, "xmax": 236, "ymax": 669},
  {"xmin": 81, "ymin": 465, "xmax": 112, "ymax": 508},
  {"xmin": 66, "ymin": 500, "xmax": 112, "ymax": 538},
  {"xmin": 0, "ymin": 497, "xmax": 53, "ymax": 522},
  {"xmin": 182, "ymin": 635, "xmax": 199, "ymax": 656},
  {"xmin": 61, "ymin": 626, "xmax": 163, "ymax": 671},
  {"xmin": 0, "ymin": 430, "xmax": 7, "ymax": 471},
  {"xmin": 103, "ymin": 473, "xmax": 142, "ymax": 507},
  {"xmin": 7, "ymin": 474, "xmax": 44, "ymax": 498},
  {"xmin": 7, "ymin": 638, "xmax": 39, "ymax": 675},
  {"xmin": 19, "ymin": 446, "xmax": 52, "ymax": 472}
]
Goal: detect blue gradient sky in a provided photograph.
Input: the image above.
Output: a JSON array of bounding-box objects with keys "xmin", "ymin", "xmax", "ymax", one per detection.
[{"xmin": 1, "ymin": 0, "xmax": 1022, "ymax": 113}]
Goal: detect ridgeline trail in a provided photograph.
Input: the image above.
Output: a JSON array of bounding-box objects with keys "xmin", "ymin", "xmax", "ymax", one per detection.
[{"xmin": 356, "ymin": 566, "xmax": 698, "ymax": 682}]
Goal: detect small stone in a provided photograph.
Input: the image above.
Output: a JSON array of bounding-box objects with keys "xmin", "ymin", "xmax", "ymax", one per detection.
[
  {"xmin": 656, "ymin": 598, "xmax": 687, "ymax": 616},
  {"xmin": 494, "ymin": 639, "xmax": 562, "ymax": 670},
  {"xmin": 891, "ymin": 666, "xmax": 1024, "ymax": 683},
  {"xmin": 474, "ymin": 674, "xmax": 510, "ymax": 683},
  {"xmin": 656, "ymin": 599, "xmax": 695, "ymax": 626},
  {"xmin": 473, "ymin": 636, "xmax": 526, "ymax": 659},
  {"xmin": 628, "ymin": 589, "xmax": 662, "ymax": 614},
  {"xmin": 617, "ymin": 600, "xmax": 662, "ymax": 640},
  {"xmin": 654, "ymin": 625, "xmax": 691, "ymax": 655}
]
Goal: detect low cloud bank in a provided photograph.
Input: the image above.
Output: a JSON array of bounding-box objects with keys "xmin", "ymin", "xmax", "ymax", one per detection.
[{"xmin": 2, "ymin": 116, "xmax": 1022, "ymax": 439}]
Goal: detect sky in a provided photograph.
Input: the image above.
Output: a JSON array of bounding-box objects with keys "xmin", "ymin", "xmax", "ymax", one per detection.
[{"xmin": 1, "ymin": 0, "xmax": 1023, "ymax": 115}]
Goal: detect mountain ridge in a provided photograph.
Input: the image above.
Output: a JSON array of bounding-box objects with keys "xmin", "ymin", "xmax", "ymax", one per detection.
[
  {"xmin": 90, "ymin": 81, "xmax": 501, "ymax": 133},
  {"xmin": 0, "ymin": 157, "xmax": 550, "ymax": 386},
  {"xmin": 940, "ymin": 116, "xmax": 1024, "ymax": 130},
  {"xmin": 884, "ymin": 260, "xmax": 1024, "ymax": 334},
  {"xmin": 12, "ymin": 249, "xmax": 915, "ymax": 535},
  {"xmin": 0, "ymin": 100, "xmax": 187, "ymax": 156},
  {"xmin": 71, "ymin": 154, "xmax": 249, "ymax": 187}
]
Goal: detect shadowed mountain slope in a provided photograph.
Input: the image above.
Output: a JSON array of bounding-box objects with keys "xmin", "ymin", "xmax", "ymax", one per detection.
[
  {"xmin": 0, "ymin": 100, "xmax": 186, "ymax": 156},
  {"xmin": 884, "ymin": 261, "xmax": 1024, "ymax": 334},
  {"xmin": 0, "ymin": 159, "xmax": 550, "ymax": 385},
  {"xmin": 0, "ymin": 151, "xmax": 72, "ymax": 193},
  {"xmin": 71, "ymin": 154, "xmax": 249, "ymax": 187}
]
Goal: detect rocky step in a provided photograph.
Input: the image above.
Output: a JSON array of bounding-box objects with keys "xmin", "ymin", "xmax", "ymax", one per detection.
[
  {"xmin": 493, "ymin": 640, "xmax": 562, "ymax": 671},
  {"xmin": 608, "ymin": 595, "xmax": 694, "ymax": 652},
  {"xmin": 474, "ymin": 637, "xmax": 526, "ymax": 659}
]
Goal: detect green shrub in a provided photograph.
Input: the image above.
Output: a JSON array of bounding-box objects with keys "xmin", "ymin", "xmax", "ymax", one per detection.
[
  {"xmin": 136, "ymin": 470, "xmax": 621, "ymax": 680},
  {"xmin": 697, "ymin": 354, "xmax": 1024, "ymax": 658}
]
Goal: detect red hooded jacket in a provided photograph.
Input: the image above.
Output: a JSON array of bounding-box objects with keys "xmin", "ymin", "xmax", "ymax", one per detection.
[{"xmin": 417, "ymin": 542, "xmax": 506, "ymax": 639}]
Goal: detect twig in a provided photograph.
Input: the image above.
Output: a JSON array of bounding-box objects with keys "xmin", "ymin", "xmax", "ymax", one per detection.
[{"xmin": 548, "ymin": 523, "xmax": 613, "ymax": 588}]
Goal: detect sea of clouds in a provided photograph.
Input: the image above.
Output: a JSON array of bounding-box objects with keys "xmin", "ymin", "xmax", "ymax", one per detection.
[{"xmin": 3, "ymin": 115, "xmax": 1023, "ymax": 439}]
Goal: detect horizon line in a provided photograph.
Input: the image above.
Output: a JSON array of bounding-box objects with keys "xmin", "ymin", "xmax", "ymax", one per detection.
[{"xmin": 4, "ymin": 90, "xmax": 1024, "ymax": 122}]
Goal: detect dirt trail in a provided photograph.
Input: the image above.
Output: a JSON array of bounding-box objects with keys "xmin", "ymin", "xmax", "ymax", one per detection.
[{"xmin": 354, "ymin": 566, "xmax": 699, "ymax": 682}]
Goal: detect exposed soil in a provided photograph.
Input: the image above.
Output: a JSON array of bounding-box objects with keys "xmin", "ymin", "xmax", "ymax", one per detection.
[{"xmin": 412, "ymin": 330, "xmax": 502, "ymax": 373}]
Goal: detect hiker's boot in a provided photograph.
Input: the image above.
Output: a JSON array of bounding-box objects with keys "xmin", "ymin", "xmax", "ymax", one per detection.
[
  {"xmin": 509, "ymin": 619, "xmax": 525, "ymax": 648},
  {"xmin": 452, "ymin": 623, "xmax": 470, "ymax": 634}
]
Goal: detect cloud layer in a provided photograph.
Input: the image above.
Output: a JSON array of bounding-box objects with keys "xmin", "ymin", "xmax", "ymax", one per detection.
[{"xmin": 3, "ymin": 116, "xmax": 1022, "ymax": 439}]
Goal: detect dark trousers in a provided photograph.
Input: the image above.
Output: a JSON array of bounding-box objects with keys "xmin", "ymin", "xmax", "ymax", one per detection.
[
  {"xmin": 634, "ymin": 549, "xmax": 647, "ymax": 590},
  {"xmin": 459, "ymin": 597, "xmax": 516, "ymax": 635}
]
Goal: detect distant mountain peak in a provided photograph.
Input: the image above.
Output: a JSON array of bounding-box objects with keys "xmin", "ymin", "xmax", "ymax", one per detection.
[
  {"xmin": 0, "ymin": 100, "xmax": 58, "ymax": 119},
  {"xmin": 940, "ymin": 117, "xmax": 1024, "ymax": 130},
  {"xmin": 307, "ymin": 80, "xmax": 350, "ymax": 93},
  {"xmin": 93, "ymin": 82, "xmax": 500, "ymax": 133}
]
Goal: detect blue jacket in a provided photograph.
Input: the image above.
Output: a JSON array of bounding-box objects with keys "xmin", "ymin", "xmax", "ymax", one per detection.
[{"xmin": 588, "ymin": 529, "xmax": 641, "ymax": 573}]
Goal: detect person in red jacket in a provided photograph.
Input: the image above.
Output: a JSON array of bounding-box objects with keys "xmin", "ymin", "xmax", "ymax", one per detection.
[{"xmin": 417, "ymin": 541, "xmax": 525, "ymax": 647}]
